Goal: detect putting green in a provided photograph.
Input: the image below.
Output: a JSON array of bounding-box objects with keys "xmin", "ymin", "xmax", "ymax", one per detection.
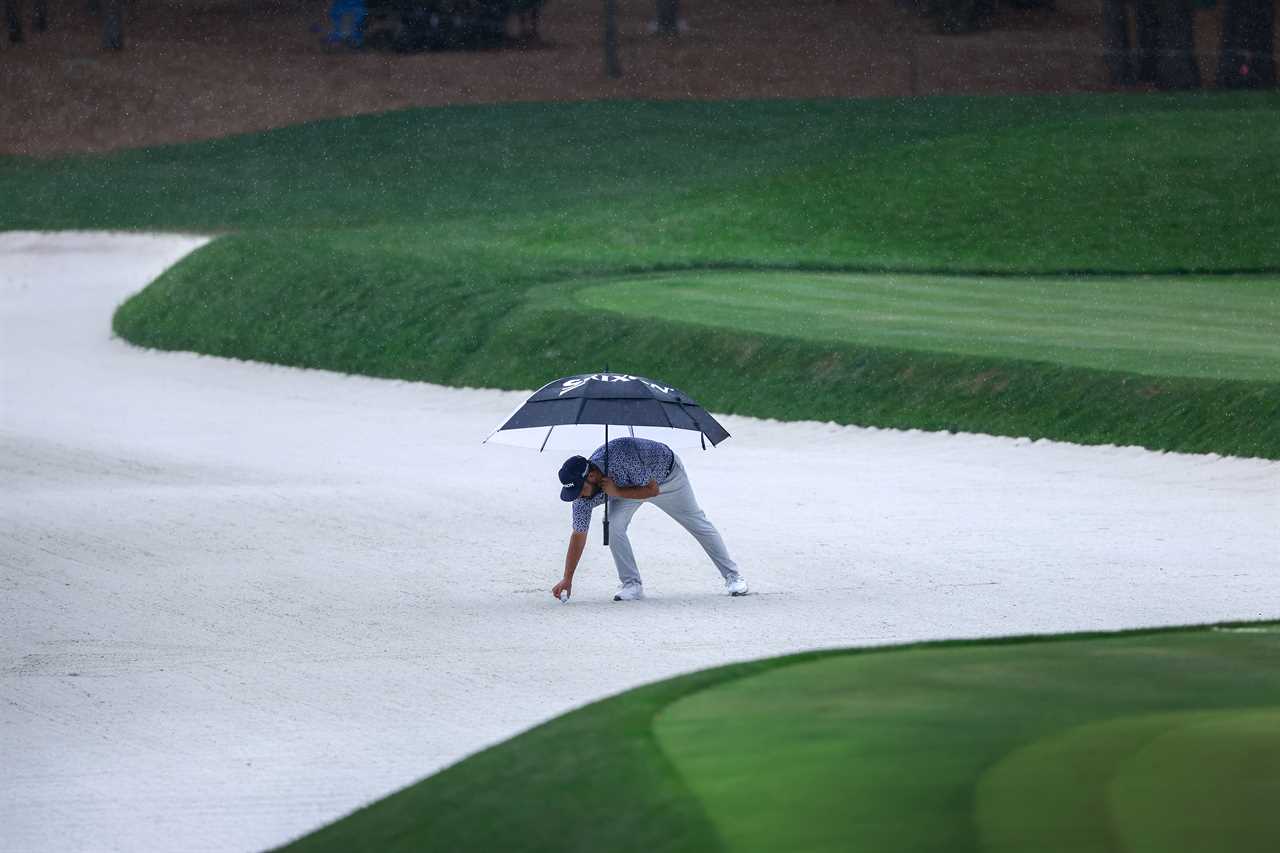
[
  {"xmin": 1109, "ymin": 709, "xmax": 1280, "ymax": 853},
  {"xmin": 652, "ymin": 629, "xmax": 1280, "ymax": 853},
  {"xmin": 575, "ymin": 271, "xmax": 1280, "ymax": 382},
  {"xmin": 977, "ymin": 709, "xmax": 1280, "ymax": 853}
]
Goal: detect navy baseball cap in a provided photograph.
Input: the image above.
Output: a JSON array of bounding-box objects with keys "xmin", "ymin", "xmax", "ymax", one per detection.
[{"xmin": 558, "ymin": 455, "xmax": 592, "ymax": 501}]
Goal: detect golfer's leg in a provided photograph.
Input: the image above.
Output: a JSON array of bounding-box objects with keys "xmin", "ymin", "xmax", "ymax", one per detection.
[
  {"xmin": 652, "ymin": 459, "xmax": 740, "ymax": 581},
  {"xmin": 606, "ymin": 498, "xmax": 645, "ymax": 587}
]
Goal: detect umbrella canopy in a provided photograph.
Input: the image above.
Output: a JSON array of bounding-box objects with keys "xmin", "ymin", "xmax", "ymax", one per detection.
[{"xmin": 483, "ymin": 372, "xmax": 731, "ymax": 451}]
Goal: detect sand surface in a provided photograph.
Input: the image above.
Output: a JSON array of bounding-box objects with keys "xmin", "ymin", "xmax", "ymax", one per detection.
[{"xmin": 2, "ymin": 232, "xmax": 1276, "ymax": 852}]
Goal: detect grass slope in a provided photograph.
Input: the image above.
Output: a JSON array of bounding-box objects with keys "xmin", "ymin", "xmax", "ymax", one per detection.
[
  {"xmin": 5, "ymin": 94, "xmax": 1279, "ymax": 455},
  {"xmin": 277, "ymin": 623, "xmax": 1280, "ymax": 852}
]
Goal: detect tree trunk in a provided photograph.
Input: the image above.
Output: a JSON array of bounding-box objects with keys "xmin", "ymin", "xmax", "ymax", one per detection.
[
  {"xmin": 656, "ymin": 0, "xmax": 679, "ymax": 35},
  {"xmin": 1102, "ymin": 0, "xmax": 1135, "ymax": 85},
  {"xmin": 1135, "ymin": 0, "xmax": 1162, "ymax": 82},
  {"xmin": 5, "ymin": 0, "xmax": 23, "ymax": 43},
  {"xmin": 1154, "ymin": 0, "xmax": 1200, "ymax": 89},
  {"xmin": 32, "ymin": 0, "xmax": 44, "ymax": 30},
  {"xmin": 1216, "ymin": 0, "xmax": 1275, "ymax": 88},
  {"xmin": 604, "ymin": 0, "xmax": 621, "ymax": 77},
  {"xmin": 103, "ymin": 0, "xmax": 123, "ymax": 49}
]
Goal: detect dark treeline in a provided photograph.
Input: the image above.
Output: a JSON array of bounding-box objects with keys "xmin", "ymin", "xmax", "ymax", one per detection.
[
  {"xmin": 1103, "ymin": 0, "xmax": 1275, "ymax": 89},
  {"xmin": 5, "ymin": 0, "xmax": 48, "ymax": 43},
  {"xmin": 3, "ymin": 0, "xmax": 1275, "ymax": 90}
]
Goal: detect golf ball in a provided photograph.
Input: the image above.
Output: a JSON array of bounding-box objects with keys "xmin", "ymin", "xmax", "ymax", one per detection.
[{"xmin": 559, "ymin": 589, "xmax": 570, "ymax": 603}]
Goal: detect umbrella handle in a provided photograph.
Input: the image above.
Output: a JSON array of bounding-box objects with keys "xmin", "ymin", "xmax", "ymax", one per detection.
[{"xmin": 603, "ymin": 416, "xmax": 610, "ymax": 547}]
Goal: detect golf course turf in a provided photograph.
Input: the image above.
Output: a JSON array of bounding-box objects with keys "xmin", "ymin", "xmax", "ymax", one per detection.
[
  {"xmin": 3, "ymin": 92, "xmax": 1278, "ymax": 456},
  {"xmin": 276, "ymin": 623, "xmax": 1280, "ymax": 852}
]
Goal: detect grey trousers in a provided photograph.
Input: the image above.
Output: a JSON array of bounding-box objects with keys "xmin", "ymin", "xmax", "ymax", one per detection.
[{"xmin": 607, "ymin": 455, "xmax": 740, "ymax": 587}]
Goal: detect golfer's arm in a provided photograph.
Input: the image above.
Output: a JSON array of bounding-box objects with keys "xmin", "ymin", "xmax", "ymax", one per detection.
[
  {"xmin": 611, "ymin": 480, "xmax": 660, "ymax": 500},
  {"xmin": 564, "ymin": 530, "xmax": 588, "ymax": 580}
]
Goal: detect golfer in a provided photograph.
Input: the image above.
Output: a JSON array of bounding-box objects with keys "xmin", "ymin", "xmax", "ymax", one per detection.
[{"xmin": 551, "ymin": 436, "xmax": 748, "ymax": 601}]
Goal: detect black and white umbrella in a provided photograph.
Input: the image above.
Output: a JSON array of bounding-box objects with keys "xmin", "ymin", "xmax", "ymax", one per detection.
[
  {"xmin": 483, "ymin": 372, "xmax": 730, "ymax": 451},
  {"xmin": 483, "ymin": 371, "xmax": 731, "ymax": 544}
]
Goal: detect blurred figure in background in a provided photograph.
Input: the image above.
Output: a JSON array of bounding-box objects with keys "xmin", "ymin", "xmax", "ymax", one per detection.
[
  {"xmin": 327, "ymin": 0, "xmax": 367, "ymax": 48},
  {"xmin": 6, "ymin": 0, "xmax": 49, "ymax": 44}
]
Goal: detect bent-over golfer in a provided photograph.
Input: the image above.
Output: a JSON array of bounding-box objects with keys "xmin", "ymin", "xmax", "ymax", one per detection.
[{"xmin": 551, "ymin": 436, "xmax": 748, "ymax": 601}]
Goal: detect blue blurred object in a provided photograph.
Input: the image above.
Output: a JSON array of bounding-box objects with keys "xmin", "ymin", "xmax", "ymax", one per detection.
[{"xmin": 327, "ymin": 0, "xmax": 368, "ymax": 48}]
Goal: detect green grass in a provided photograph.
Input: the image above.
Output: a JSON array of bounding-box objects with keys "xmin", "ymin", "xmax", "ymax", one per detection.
[
  {"xmin": 976, "ymin": 709, "xmax": 1280, "ymax": 853},
  {"xmin": 276, "ymin": 623, "xmax": 1280, "ymax": 852},
  {"xmin": 4, "ymin": 93, "xmax": 1279, "ymax": 455},
  {"xmin": 575, "ymin": 270, "xmax": 1280, "ymax": 382}
]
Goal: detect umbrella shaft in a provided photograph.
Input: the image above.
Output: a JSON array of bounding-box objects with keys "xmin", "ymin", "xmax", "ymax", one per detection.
[{"xmin": 603, "ymin": 422, "xmax": 610, "ymax": 546}]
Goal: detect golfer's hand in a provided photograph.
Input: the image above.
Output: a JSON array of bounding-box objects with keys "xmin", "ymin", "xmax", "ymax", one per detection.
[
  {"xmin": 552, "ymin": 578, "xmax": 572, "ymax": 600},
  {"xmin": 601, "ymin": 477, "xmax": 620, "ymax": 497}
]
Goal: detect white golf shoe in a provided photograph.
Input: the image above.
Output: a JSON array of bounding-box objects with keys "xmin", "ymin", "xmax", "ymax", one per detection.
[
  {"xmin": 725, "ymin": 576, "xmax": 749, "ymax": 596},
  {"xmin": 613, "ymin": 583, "xmax": 644, "ymax": 602}
]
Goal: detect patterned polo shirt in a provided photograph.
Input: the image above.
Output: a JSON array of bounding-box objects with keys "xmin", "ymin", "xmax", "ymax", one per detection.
[{"xmin": 570, "ymin": 437, "xmax": 675, "ymax": 533}]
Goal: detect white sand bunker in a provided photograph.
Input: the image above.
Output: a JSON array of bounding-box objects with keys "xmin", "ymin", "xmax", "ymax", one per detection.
[{"xmin": 2, "ymin": 232, "xmax": 1277, "ymax": 853}]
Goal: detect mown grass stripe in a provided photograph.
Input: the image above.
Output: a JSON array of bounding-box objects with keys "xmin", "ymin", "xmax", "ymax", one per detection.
[{"xmin": 575, "ymin": 271, "xmax": 1280, "ymax": 382}]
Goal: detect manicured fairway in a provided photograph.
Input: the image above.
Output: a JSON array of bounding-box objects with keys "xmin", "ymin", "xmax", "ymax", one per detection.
[
  {"xmin": 280, "ymin": 624, "xmax": 1280, "ymax": 853},
  {"xmin": 576, "ymin": 271, "xmax": 1280, "ymax": 381}
]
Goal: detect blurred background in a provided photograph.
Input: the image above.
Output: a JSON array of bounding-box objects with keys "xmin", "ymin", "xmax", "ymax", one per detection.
[{"xmin": 2, "ymin": 0, "xmax": 1274, "ymax": 156}]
